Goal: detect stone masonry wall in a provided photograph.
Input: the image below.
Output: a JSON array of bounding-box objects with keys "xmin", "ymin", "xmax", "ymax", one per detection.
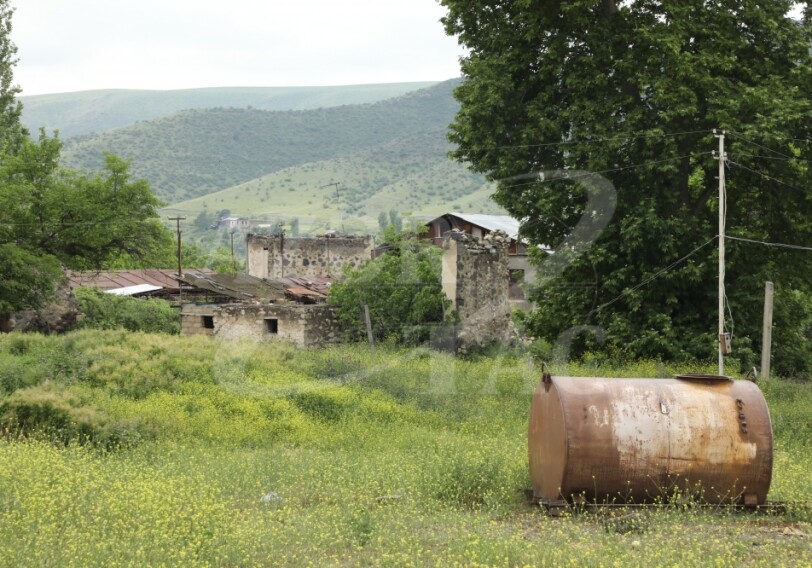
[
  {"xmin": 246, "ymin": 234, "xmax": 373, "ymax": 279},
  {"xmin": 442, "ymin": 230, "xmax": 514, "ymax": 350},
  {"xmin": 180, "ymin": 304, "xmax": 216, "ymax": 336},
  {"xmin": 181, "ymin": 303, "xmax": 341, "ymax": 347}
]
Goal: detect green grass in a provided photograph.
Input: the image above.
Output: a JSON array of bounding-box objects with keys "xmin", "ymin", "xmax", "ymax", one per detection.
[{"xmin": 0, "ymin": 331, "xmax": 810, "ymax": 566}]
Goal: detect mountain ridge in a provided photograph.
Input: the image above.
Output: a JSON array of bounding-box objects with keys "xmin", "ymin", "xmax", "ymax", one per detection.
[
  {"xmin": 60, "ymin": 79, "xmax": 466, "ymax": 203},
  {"xmin": 20, "ymin": 82, "xmax": 442, "ymax": 138}
]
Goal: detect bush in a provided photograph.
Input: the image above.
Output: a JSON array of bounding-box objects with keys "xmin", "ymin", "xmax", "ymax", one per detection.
[
  {"xmin": 75, "ymin": 287, "xmax": 179, "ymax": 334},
  {"xmin": 328, "ymin": 227, "xmax": 448, "ymax": 345},
  {"xmin": 0, "ymin": 384, "xmax": 146, "ymax": 448}
]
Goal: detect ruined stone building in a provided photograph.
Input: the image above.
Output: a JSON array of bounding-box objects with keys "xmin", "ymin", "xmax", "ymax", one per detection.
[
  {"xmin": 441, "ymin": 230, "xmax": 515, "ymax": 350},
  {"xmin": 246, "ymin": 233, "xmax": 374, "ymax": 280},
  {"xmin": 426, "ymin": 213, "xmax": 541, "ymax": 309},
  {"xmin": 178, "ymin": 272, "xmax": 340, "ymax": 347}
]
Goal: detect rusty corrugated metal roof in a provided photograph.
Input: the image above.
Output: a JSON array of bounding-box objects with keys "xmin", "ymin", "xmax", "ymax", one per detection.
[
  {"xmin": 68, "ymin": 268, "xmax": 215, "ymax": 291},
  {"xmin": 177, "ymin": 273, "xmax": 288, "ymax": 301},
  {"xmin": 279, "ymin": 275, "xmax": 332, "ymax": 298}
]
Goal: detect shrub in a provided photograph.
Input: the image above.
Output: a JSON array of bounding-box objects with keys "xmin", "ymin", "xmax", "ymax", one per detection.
[
  {"xmin": 328, "ymin": 227, "xmax": 448, "ymax": 345},
  {"xmin": 0, "ymin": 384, "xmax": 146, "ymax": 448},
  {"xmin": 75, "ymin": 287, "xmax": 179, "ymax": 334}
]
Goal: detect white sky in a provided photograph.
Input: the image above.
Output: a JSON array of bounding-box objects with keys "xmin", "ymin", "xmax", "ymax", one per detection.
[{"xmin": 12, "ymin": 0, "xmax": 465, "ymax": 96}]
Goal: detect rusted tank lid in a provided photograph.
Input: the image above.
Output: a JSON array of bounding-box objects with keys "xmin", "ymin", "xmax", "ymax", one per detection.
[{"xmin": 675, "ymin": 373, "xmax": 732, "ymax": 382}]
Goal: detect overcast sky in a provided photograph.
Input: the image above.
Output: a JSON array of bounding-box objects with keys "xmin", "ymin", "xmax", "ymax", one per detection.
[{"xmin": 12, "ymin": 0, "xmax": 465, "ymax": 96}]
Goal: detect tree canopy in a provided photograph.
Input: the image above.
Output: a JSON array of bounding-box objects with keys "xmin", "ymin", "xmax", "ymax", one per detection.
[
  {"xmin": 0, "ymin": 132, "xmax": 172, "ymax": 312},
  {"xmin": 0, "ymin": 1, "xmax": 25, "ymax": 153},
  {"xmin": 441, "ymin": 1, "xmax": 812, "ymax": 374}
]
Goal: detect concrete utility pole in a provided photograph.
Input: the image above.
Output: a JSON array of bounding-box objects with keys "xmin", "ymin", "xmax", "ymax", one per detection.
[
  {"xmin": 168, "ymin": 216, "xmax": 186, "ymax": 277},
  {"xmin": 761, "ymin": 281, "xmax": 774, "ymax": 380},
  {"xmin": 715, "ymin": 130, "xmax": 727, "ymax": 376}
]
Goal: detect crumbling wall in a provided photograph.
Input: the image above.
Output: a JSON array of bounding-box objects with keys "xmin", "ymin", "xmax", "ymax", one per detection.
[
  {"xmin": 180, "ymin": 304, "xmax": 216, "ymax": 336},
  {"xmin": 181, "ymin": 303, "xmax": 341, "ymax": 347},
  {"xmin": 442, "ymin": 230, "xmax": 514, "ymax": 350},
  {"xmin": 246, "ymin": 234, "xmax": 373, "ymax": 279}
]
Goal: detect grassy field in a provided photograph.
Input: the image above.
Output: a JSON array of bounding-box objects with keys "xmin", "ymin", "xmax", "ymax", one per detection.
[{"xmin": 0, "ymin": 331, "xmax": 810, "ymax": 566}]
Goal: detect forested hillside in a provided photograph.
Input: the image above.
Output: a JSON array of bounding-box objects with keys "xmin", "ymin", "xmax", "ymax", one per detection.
[
  {"xmin": 60, "ymin": 80, "xmax": 465, "ymax": 203},
  {"xmin": 166, "ymin": 127, "xmax": 501, "ymax": 232},
  {"xmin": 20, "ymin": 82, "xmax": 439, "ymax": 138}
]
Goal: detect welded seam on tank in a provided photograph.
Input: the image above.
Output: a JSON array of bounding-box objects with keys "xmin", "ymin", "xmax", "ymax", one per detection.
[{"xmin": 556, "ymin": 377, "xmax": 572, "ymax": 502}]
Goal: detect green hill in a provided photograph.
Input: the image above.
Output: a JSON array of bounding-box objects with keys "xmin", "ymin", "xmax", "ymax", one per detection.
[
  {"xmin": 20, "ymin": 82, "xmax": 439, "ymax": 138},
  {"xmin": 164, "ymin": 129, "xmax": 503, "ymax": 234},
  {"xmin": 60, "ymin": 80, "xmax": 464, "ymax": 203}
]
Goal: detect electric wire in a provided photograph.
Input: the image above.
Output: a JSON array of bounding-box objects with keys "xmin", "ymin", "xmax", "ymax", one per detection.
[
  {"xmin": 727, "ymin": 160, "xmax": 809, "ymax": 195},
  {"xmin": 587, "ymin": 236, "xmax": 718, "ymax": 317},
  {"xmin": 502, "ymin": 153, "xmax": 713, "ymax": 191},
  {"xmin": 727, "ymin": 235, "xmax": 812, "ymax": 252},
  {"xmin": 727, "ymin": 131, "xmax": 794, "ymax": 159},
  {"xmin": 459, "ymin": 129, "xmax": 712, "ymax": 152},
  {"xmin": 731, "ymin": 152, "xmax": 812, "ymax": 164}
]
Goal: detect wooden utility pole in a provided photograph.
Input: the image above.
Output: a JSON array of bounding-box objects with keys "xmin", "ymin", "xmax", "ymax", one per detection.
[
  {"xmin": 278, "ymin": 223, "xmax": 285, "ymax": 279},
  {"xmin": 168, "ymin": 216, "xmax": 186, "ymax": 277},
  {"xmin": 761, "ymin": 281, "xmax": 774, "ymax": 380},
  {"xmin": 230, "ymin": 230, "xmax": 236, "ymax": 274},
  {"xmin": 363, "ymin": 301, "xmax": 375, "ymax": 356}
]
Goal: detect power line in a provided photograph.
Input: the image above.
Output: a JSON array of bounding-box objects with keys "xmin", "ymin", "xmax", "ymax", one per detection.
[
  {"xmin": 503, "ymin": 153, "xmax": 713, "ymax": 191},
  {"xmin": 0, "ymin": 219, "xmax": 173, "ymax": 228},
  {"xmin": 588, "ymin": 236, "xmax": 718, "ymax": 317},
  {"xmin": 727, "ymin": 160, "xmax": 809, "ymax": 195},
  {"xmin": 727, "ymin": 131, "xmax": 794, "ymax": 159},
  {"xmin": 460, "ymin": 129, "xmax": 711, "ymax": 152},
  {"xmin": 727, "ymin": 235, "xmax": 812, "ymax": 252},
  {"xmin": 749, "ymin": 133, "xmax": 812, "ymax": 145},
  {"xmin": 731, "ymin": 152, "xmax": 812, "ymax": 164}
]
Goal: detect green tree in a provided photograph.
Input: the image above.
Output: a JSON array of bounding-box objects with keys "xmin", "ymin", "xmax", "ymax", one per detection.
[
  {"xmin": 74, "ymin": 287, "xmax": 180, "ymax": 334},
  {"xmin": 0, "ymin": 244, "xmax": 61, "ymax": 313},
  {"xmin": 0, "ymin": 1, "xmax": 25, "ymax": 154},
  {"xmin": 192, "ymin": 210, "xmax": 215, "ymax": 231},
  {"xmin": 388, "ymin": 209, "xmax": 403, "ymax": 232},
  {"xmin": 328, "ymin": 227, "xmax": 448, "ymax": 344},
  {"xmin": 441, "ymin": 1, "xmax": 812, "ymax": 374},
  {"xmin": 0, "ymin": 132, "xmax": 173, "ymax": 311},
  {"xmin": 1, "ymin": 132, "xmax": 171, "ymax": 270},
  {"xmin": 377, "ymin": 211, "xmax": 389, "ymax": 230}
]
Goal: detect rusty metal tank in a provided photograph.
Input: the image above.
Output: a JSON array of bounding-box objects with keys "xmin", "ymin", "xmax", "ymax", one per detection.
[{"xmin": 528, "ymin": 374, "xmax": 773, "ymax": 505}]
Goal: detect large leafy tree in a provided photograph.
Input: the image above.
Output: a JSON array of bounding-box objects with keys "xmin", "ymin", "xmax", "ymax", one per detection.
[
  {"xmin": 0, "ymin": 4, "xmax": 171, "ymax": 314},
  {"xmin": 0, "ymin": 1, "xmax": 25, "ymax": 153},
  {"xmin": 0, "ymin": 132, "xmax": 172, "ymax": 312},
  {"xmin": 441, "ymin": 1, "xmax": 812, "ymax": 373}
]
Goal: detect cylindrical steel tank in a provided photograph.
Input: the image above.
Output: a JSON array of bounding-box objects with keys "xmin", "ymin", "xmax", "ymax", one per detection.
[{"xmin": 528, "ymin": 375, "xmax": 773, "ymax": 505}]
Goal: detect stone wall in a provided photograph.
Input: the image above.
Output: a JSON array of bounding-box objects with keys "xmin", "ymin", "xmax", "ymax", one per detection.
[
  {"xmin": 180, "ymin": 304, "xmax": 217, "ymax": 336},
  {"xmin": 181, "ymin": 302, "xmax": 341, "ymax": 347},
  {"xmin": 442, "ymin": 230, "xmax": 514, "ymax": 350},
  {"xmin": 246, "ymin": 234, "xmax": 373, "ymax": 279}
]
